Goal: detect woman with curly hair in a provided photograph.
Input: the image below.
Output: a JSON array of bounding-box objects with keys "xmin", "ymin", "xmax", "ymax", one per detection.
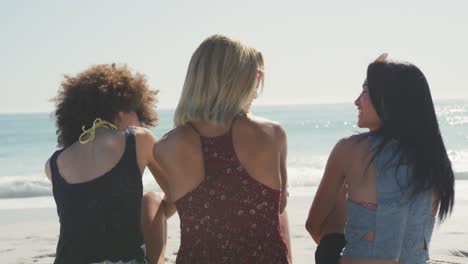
[{"xmin": 45, "ymin": 64, "xmax": 170, "ymax": 264}]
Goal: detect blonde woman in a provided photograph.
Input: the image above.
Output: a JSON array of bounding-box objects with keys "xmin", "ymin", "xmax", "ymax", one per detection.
[{"xmin": 152, "ymin": 34, "xmax": 291, "ymax": 263}]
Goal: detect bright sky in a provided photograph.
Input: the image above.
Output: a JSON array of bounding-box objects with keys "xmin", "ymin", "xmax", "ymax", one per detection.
[{"xmin": 1, "ymin": 0, "xmax": 467, "ymax": 113}]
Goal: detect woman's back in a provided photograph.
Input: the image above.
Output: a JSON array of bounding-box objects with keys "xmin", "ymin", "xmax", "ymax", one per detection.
[
  {"xmin": 154, "ymin": 114, "xmax": 289, "ymax": 263},
  {"xmin": 342, "ymin": 133, "xmax": 436, "ymax": 264},
  {"xmin": 46, "ymin": 63, "xmax": 162, "ymax": 263},
  {"xmin": 47, "ymin": 127, "xmax": 147, "ymax": 264}
]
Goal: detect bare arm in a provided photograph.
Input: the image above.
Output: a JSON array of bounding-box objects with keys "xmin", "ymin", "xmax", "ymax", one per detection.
[
  {"xmin": 147, "ymin": 160, "xmax": 176, "ymax": 218},
  {"xmin": 278, "ymin": 125, "xmax": 288, "ymax": 213},
  {"xmin": 45, "ymin": 158, "xmax": 52, "ymax": 182},
  {"xmin": 277, "ymin": 125, "xmax": 292, "ymax": 262},
  {"xmin": 306, "ymin": 139, "xmax": 348, "ymax": 244},
  {"xmin": 139, "ymin": 129, "xmax": 173, "ymax": 263},
  {"xmin": 317, "ymin": 185, "xmax": 347, "ymax": 240},
  {"xmin": 279, "ymin": 209, "xmax": 292, "ymax": 262},
  {"xmin": 137, "ymin": 128, "xmax": 175, "ymax": 218}
]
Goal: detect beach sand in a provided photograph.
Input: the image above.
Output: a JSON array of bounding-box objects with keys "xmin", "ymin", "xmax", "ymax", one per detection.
[{"xmin": 1, "ymin": 182, "xmax": 467, "ymax": 264}]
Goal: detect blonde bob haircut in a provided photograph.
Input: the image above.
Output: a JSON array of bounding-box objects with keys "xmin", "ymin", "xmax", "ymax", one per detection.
[{"xmin": 174, "ymin": 34, "xmax": 264, "ymax": 126}]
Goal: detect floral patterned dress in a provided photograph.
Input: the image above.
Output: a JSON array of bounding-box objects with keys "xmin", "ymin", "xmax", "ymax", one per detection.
[{"xmin": 174, "ymin": 127, "xmax": 289, "ymax": 264}]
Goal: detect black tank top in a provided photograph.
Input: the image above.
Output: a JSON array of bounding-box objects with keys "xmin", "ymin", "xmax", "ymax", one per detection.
[{"xmin": 50, "ymin": 127, "xmax": 145, "ymax": 264}]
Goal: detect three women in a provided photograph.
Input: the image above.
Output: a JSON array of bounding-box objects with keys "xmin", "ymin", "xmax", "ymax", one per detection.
[{"xmin": 46, "ymin": 35, "xmax": 454, "ymax": 264}]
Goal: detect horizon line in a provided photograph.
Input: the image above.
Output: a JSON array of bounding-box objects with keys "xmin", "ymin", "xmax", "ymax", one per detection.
[{"xmin": 1, "ymin": 98, "xmax": 467, "ymax": 115}]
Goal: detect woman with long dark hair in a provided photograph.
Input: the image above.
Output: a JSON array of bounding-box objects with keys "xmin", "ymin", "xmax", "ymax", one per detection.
[{"xmin": 306, "ymin": 54, "xmax": 455, "ymax": 264}]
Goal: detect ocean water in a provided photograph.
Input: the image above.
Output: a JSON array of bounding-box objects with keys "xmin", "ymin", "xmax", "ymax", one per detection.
[{"xmin": 1, "ymin": 100, "xmax": 467, "ymax": 203}]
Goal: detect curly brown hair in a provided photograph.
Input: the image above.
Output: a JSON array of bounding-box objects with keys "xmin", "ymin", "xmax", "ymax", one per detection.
[{"xmin": 53, "ymin": 64, "xmax": 158, "ymax": 148}]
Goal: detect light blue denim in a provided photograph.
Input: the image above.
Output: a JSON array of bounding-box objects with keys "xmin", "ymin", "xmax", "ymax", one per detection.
[{"xmin": 342, "ymin": 134, "xmax": 435, "ymax": 264}]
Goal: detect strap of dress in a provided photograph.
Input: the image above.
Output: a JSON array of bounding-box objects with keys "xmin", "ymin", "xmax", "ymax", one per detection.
[
  {"xmin": 187, "ymin": 122, "xmax": 202, "ymax": 135},
  {"xmin": 123, "ymin": 126, "xmax": 137, "ymax": 164}
]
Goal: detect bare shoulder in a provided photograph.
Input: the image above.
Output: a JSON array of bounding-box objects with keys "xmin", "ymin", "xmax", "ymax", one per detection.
[
  {"xmin": 133, "ymin": 126, "xmax": 157, "ymax": 143},
  {"xmin": 45, "ymin": 157, "xmax": 52, "ymax": 181},
  {"xmin": 244, "ymin": 114, "xmax": 282, "ymax": 128},
  {"xmin": 238, "ymin": 114, "xmax": 286, "ymax": 142},
  {"xmin": 132, "ymin": 127, "xmax": 158, "ymax": 161},
  {"xmin": 153, "ymin": 125, "xmax": 197, "ymax": 158},
  {"xmin": 154, "ymin": 125, "xmax": 192, "ymax": 147},
  {"xmin": 333, "ymin": 135, "xmax": 357, "ymax": 153},
  {"xmin": 332, "ymin": 133, "xmax": 372, "ymax": 162}
]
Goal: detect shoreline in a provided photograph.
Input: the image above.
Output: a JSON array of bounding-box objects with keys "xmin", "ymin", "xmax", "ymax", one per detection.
[{"xmin": 1, "ymin": 172, "xmax": 467, "ymax": 204}]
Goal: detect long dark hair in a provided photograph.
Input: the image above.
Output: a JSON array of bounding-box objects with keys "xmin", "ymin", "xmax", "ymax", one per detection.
[{"xmin": 366, "ymin": 60, "xmax": 454, "ymax": 221}]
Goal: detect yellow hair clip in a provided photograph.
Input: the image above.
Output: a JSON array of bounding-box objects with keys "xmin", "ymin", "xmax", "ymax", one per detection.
[{"xmin": 79, "ymin": 118, "xmax": 118, "ymax": 144}]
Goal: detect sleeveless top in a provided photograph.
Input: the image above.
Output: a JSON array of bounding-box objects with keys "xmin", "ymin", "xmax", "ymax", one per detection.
[
  {"xmin": 50, "ymin": 127, "xmax": 145, "ymax": 264},
  {"xmin": 174, "ymin": 124, "xmax": 289, "ymax": 264},
  {"xmin": 342, "ymin": 133, "xmax": 436, "ymax": 263}
]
